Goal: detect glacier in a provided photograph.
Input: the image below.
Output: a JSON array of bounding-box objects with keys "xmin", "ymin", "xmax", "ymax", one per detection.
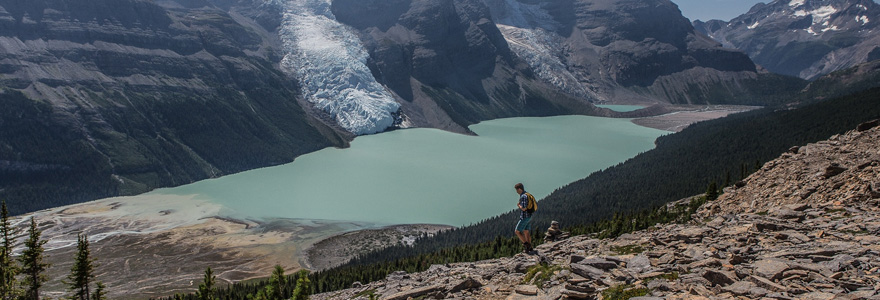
[
  {"xmin": 486, "ymin": 0, "xmax": 598, "ymax": 101},
  {"xmin": 269, "ymin": 0, "xmax": 400, "ymax": 135}
]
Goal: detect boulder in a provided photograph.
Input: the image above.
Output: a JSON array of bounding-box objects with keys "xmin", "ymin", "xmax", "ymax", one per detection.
[
  {"xmin": 754, "ymin": 259, "xmax": 790, "ymax": 281},
  {"xmin": 581, "ymin": 257, "xmax": 618, "ymax": 270},
  {"xmin": 702, "ymin": 269, "xmax": 737, "ymax": 286},
  {"xmin": 448, "ymin": 277, "xmax": 482, "ymax": 293},
  {"xmin": 384, "ymin": 285, "xmax": 444, "ymax": 300},
  {"xmin": 515, "ymin": 285, "xmax": 538, "ymax": 296},
  {"xmin": 627, "ymin": 255, "xmax": 652, "ymax": 274},
  {"xmin": 570, "ymin": 263, "xmax": 605, "ymax": 281},
  {"xmin": 747, "ymin": 275, "xmax": 788, "ymax": 292}
]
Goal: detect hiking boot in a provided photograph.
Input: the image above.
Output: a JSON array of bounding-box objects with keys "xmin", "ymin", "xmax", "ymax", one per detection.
[
  {"xmin": 525, "ymin": 242, "xmax": 533, "ymax": 253},
  {"xmin": 522, "ymin": 242, "xmax": 530, "ymax": 254}
]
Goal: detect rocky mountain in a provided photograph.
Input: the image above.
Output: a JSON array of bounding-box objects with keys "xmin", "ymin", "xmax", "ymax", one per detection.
[
  {"xmin": 328, "ymin": 0, "xmax": 599, "ymax": 133},
  {"xmin": 693, "ymin": 0, "xmax": 880, "ymax": 80},
  {"xmin": 0, "ymin": 0, "xmax": 349, "ymax": 213},
  {"xmin": 313, "ymin": 120, "xmax": 880, "ymax": 299},
  {"xmin": 476, "ymin": 0, "xmax": 795, "ymax": 105}
]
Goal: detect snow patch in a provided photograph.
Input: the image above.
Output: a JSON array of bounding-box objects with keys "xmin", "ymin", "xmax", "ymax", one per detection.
[
  {"xmin": 748, "ymin": 21, "xmax": 761, "ymax": 29},
  {"xmin": 794, "ymin": 10, "xmax": 807, "ymax": 17},
  {"xmin": 789, "ymin": 0, "xmax": 805, "ymax": 7},
  {"xmin": 857, "ymin": 4, "xmax": 868, "ymax": 11},
  {"xmin": 811, "ymin": 5, "xmax": 838, "ymax": 24},
  {"xmin": 858, "ymin": 15, "xmax": 870, "ymax": 24},
  {"xmin": 271, "ymin": 0, "xmax": 400, "ymax": 135},
  {"xmin": 822, "ymin": 25, "xmax": 840, "ymax": 32}
]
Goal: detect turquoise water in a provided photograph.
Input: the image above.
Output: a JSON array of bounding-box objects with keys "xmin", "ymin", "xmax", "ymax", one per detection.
[
  {"xmin": 596, "ymin": 105, "xmax": 645, "ymax": 112},
  {"xmin": 148, "ymin": 116, "xmax": 666, "ymax": 226}
]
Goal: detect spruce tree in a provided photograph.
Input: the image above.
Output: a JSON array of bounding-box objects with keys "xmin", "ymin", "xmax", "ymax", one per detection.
[
  {"xmin": 291, "ymin": 270, "xmax": 310, "ymax": 300},
  {"xmin": 198, "ymin": 267, "xmax": 216, "ymax": 300},
  {"xmin": 66, "ymin": 234, "xmax": 95, "ymax": 300},
  {"xmin": 0, "ymin": 201, "xmax": 19, "ymax": 299},
  {"xmin": 706, "ymin": 181, "xmax": 719, "ymax": 201},
  {"xmin": 19, "ymin": 218, "xmax": 49, "ymax": 300},
  {"xmin": 91, "ymin": 282, "xmax": 106, "ymax": 300}
]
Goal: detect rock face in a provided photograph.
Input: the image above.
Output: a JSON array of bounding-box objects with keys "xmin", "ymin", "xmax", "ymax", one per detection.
[
  {"xmin": 313, "ymin": 123, "xmax": 880, "ymax": 299},
  {"xmin": 330, "ymin": 0, "xmax": 599, "ymax": 132},
  {"xmin": 693, "ymin": 0, "xmax": 880, "ymax": 80},
  {"xmin": 0, "ymin": 0, "xmax": 348, "ymax": 213},
  {"xmin": 480, "ymin": 0, "xmax": 774, "ymax": 105}
]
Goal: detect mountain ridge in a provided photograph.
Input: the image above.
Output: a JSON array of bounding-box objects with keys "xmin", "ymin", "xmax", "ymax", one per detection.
[{"xmin": 693, "ymin": 0, "xmax": 880, "ymax": 80}]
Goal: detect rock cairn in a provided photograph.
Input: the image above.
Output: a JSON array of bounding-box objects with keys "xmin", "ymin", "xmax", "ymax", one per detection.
[{"xmin": 313, "ymin": 122, "xmax": 880, "ymax": 300}]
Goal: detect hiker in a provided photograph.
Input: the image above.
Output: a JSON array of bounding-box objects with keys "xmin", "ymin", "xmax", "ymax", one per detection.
[
  {"xmin": 514, "ymin": 183, "xmax": 536, "ymax": 253},
  {"xmin": 544, "ymin": 220, "xmax": 570, "ymax": 242}
]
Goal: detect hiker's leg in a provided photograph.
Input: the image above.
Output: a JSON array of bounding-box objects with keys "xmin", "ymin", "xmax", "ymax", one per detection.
[
  {"xmin": 523, "ymin": 230, "xmax": 531, "ymax": 244},
  {"xmin": 514, "ymin": 219, "xmax": 525, "ymax": 242}
]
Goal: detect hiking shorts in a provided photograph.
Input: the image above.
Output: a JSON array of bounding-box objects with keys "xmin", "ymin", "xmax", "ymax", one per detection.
[{"xmin": 515, "ymin": 216, "xmax": 532, "ymax": 232}]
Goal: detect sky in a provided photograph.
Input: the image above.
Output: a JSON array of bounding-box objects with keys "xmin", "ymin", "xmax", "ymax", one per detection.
[{"xmin": 673, "ymin": 0, "xmax": 767, "ymax": 22}]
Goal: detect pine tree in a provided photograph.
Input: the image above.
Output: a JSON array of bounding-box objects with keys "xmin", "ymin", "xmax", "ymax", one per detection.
[
  {"xmin": 91, "ymin": 282, "xmax": 106, "ymax": 300},
  {"xmin": 268, "ymin": 265, "xmax": 285, "ymax": 300},
  {"xmin": 291, "ymin": 270, "xmax": 310, "ymax": 300},
  {"xmin": 66, "ymin": 234, "xmax": 95, "ymax": 300},
  {"xmin": 198, "ymin": 267, "xmax": 216, "ymax": 300},
  {"xmin": 706, "ymin": 181, "xmax": 719, "ymax": 201},
  {"xmin": 19, "ymin": 218, "xmax": 49, "ymax": 300},
  {"xmin": 0, "ymin": 201, "xmax": 20, "ymax": 299}
]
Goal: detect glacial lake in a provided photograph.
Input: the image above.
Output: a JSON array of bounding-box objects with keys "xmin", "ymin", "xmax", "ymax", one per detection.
[{"xmin": 148, "ymin": 116, "xmax": 666, "ymax": 226}]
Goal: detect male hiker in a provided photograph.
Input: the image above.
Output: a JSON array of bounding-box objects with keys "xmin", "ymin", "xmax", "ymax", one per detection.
[{"xmin": 514, "ymin": 183, "xmax": 536, "ymax": 253}]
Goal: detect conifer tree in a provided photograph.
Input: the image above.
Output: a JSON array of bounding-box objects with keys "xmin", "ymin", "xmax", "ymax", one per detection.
[
  {"xmin": 291, "ymin": 270, "xmax": 310, "ymax": 300},
  {"xmin": 19, "ymin": 218, "xmax": 49, "ymax": 300},
  {"xmin": 706, "ymin": 181, "xmax": 719, "ymax": 201},
  {"xmin": 91, "ymin": 282, "xmax": 106, "ymax": 300},
  {"xmin": 0, "ymin": 201, "xmax": 19, "ymax": 299},
  {"xmin": 66, "ymin": 234, "xmax": 95, "ymax": 300},
  {"xmin": 198, "ymin": 267, "xmax": 216, "ymax": 300}
]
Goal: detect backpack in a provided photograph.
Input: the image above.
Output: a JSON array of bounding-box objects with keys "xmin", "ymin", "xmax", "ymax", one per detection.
[{"xmin": 525, "ymin": 192, "xmax": 538, "ymax": 213}]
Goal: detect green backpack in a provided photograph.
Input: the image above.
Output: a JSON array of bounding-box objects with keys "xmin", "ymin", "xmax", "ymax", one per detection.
[{"xmin": 525, "ymin": 192, "xmax": 538, "ymax": 213}]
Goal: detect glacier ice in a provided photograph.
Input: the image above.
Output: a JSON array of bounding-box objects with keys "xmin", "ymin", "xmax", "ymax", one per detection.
[
  {"xmin": 269, "ymin": 0, "xmax": 400, "ymax": 135},
  {"xmin": 487, "ymin": 0, "xmax": 598, "ymax": 101}
]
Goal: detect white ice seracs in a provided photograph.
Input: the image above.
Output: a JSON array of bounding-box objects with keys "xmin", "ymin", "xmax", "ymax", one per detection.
[{"xmin": 271, "ymin": 0, "xmax": 400, "ymax": 135}]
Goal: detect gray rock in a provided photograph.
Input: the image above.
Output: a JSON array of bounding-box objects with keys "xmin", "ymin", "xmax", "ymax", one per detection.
[
  {"xmin": 581, "ymin": 257, "xmax": 618, "ymax": 270},
  {"xmin": 722, "ymin": 280, "xmax": 756, "ymax": 296},
  {"xmin": 797, "ymin": 292, "xmax": 836, "ymax": 300},
  {"xmin": 754, "ymin": 259, "xmax": 790, "ymax": 281},
  {"xmin": 570, "ymin": 263, "xmax": 605, "ymax": 281},
  {"xmin": 629, "ymin": 297, "xmax": 663, "ymax": 300},
  {"xmin": 514, "ymin": 285, "xmax": 538, "ymax": 296},
  {"xmin": 702, "ymin": 269, "xmax": 737, "ymax": 286},
  {"xmin": 448, "ymin": 277, "xmax": 482, "ymax": 293},
  {"xmin": 384, "ymin": 285, "xmax": 444, "ymax": 300},
  {"xmin": 747, "ymin": 275, "xmax": 788, "ymax": 292},
  {"xmin": 774, "ymin": 208, "xmax": 805, "ymax": 221},
  {"xmin": 561, "ymin": 289, "xmax": 592, "ymax": 299},
  {"xmin": 627, "ymin": 255, "xmax": 651, "ymax": 274}
]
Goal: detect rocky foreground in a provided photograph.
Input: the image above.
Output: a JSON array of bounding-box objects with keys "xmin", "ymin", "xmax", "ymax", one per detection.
[{"xmin": 314, "ymin": 121, "xmax": 880, "ymax": 300}]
